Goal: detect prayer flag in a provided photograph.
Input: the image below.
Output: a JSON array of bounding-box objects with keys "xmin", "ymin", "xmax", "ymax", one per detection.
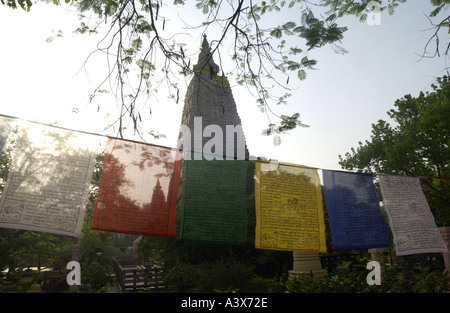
[
  {"xmin": 322, "ymin": 170, "xmax": 390, "ymax": 250},
  {"xmin": 378, "ymin": 174, "xmax": 447, "ymax": 256},
  {"xmin": 177, "ymin": 159, "xmax": 249, "ymax": 245},
  {"xmin": 0, "ymin": 121, "xmax": 99, "ymax": 237},
  {"xmin": 92, "ymin": 138, "xmax": 182, "ymax": 236},
  {"xmin": 255, "ymin": 161, "xmax": 327, "ymax": 253}
]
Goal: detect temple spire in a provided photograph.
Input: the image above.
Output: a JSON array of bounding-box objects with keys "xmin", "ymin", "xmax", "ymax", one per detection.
[
  {"xmin": 154, "ymin": 177, "xmax": 162, "ymax": 190},
  {"xmin": 179, "ymin": 35, "xmax": 249, "ymax": 160},
  {"xmin": 193, "ymin": 34, "xmax": 220, "ymax": 77}
]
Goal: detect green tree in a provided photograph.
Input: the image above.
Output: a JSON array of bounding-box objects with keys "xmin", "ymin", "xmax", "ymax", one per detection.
[
  {"xmin": 79, "ymin": 153, "xmax": 114, "ymax": 264},
  {"xmin": 339, "ymin": 76, "xmax": 450, "ymax": 226}
]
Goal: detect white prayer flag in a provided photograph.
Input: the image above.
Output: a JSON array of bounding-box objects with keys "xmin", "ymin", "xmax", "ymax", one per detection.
[
  {"xmin": 378, "ymin": 174, "xmax": 448, "ymax": 256},
  {"xmin": 0, "ymin": 121, "xmax": 99, "ymax": 237}
]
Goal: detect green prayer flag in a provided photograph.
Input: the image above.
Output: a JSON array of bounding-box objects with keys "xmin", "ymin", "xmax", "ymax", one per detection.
[{"xmin": 177, "ymin": 159, "xmax": 249, "ymax": 245}]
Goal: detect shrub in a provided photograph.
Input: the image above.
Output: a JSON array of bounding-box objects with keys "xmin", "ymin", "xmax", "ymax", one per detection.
[
  {"xmin": 257, "ymin": 256, "xmax": 450, "ymax": 293},
  {"xmin": 82, "ymin": 263, "xmax": 113, "ymax": 291},
  {"xmin": 163, "ymin": 257, "xmax": 256, "ymax": 292},
  {"xmin": 164, "ymin": 262, "xmax": 200, "ymax": 292},
  {"xmin": 196, "ymin": 258, "xmax": 255, "ymax": 292}
]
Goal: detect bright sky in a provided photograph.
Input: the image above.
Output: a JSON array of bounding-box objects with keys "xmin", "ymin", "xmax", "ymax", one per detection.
[{"xmin": 0, "ymin": 1, "xmax": 447, "ymax": 172}]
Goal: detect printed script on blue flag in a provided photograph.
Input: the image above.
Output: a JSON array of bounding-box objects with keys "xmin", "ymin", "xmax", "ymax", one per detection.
[{"xmin": 323, "ymin": 170, "xmax": 390, "ymax": 250}]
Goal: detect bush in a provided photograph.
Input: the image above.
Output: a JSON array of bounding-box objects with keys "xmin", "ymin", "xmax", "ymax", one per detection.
[
  {"xmin": 410, "ymin": 267, "xmax": 450, "ymax": 293},
  {"xmin": 41, "ymin": 277, "xmax": 69, "ymax": 293},
  {"xmin": 163, "ymin": 257, "xmax": 256, "ymax": 292},
  {"xmin": 82, "ymin": 263, "xmax": 113, "ymax": 291},
  {"xmin": 164, "ymin": 262, "xmax": 200, "ymax": 292},
  {"xmin": 196, "ymin": 258, "xmax": 255, "ymax": 292},
  {"xmin": 258, "ymin": 256, "xmax": 450, "ymax": 293}
]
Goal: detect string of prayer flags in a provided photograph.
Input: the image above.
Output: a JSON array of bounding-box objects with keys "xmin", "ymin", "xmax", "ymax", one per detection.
[
  {"xmin": 378, "ymin": 174, "xmax": 448, "ymax": 256},
  {"xmin": 176, "ymin": 159, "xmax": 249, "ymax": 245},
  {"xmin": 255, "ymin": 161, "xmax": 327, "ymax": 253},
  {"xmin": 322, "ymin": 170, "xmax": 390, "ymax": 250},
  {"xmin": 1, "ymin": 114, "xmax": 448, "ymax": 256},
  {"xmin": 92, "ymin": 138, "xmax": 182, "ymax": 236},
  {"xmin": 0, "ymin": 121, "xmax": 99, "ymax": 237}
]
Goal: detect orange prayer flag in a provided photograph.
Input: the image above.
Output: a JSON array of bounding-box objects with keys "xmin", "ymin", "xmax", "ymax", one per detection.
[{"xmin": 92, "ymin": 138, "xmax": 181, "ymax": 236}]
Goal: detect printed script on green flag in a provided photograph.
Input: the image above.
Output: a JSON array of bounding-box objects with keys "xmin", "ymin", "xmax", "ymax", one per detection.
[{"xmin": 177, "ymin": 159, "xmax": 249, "ymax": 245}]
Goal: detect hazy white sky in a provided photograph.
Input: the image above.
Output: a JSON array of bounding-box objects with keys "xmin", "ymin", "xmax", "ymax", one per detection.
[{"xmin": 0, "ymin": 1, "xmax": 447, "ymax": 172}]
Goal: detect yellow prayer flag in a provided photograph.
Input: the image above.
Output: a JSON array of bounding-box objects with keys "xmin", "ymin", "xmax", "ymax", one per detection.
[{"xmin": 255, "ymin": 161, "xmax": 327, "ymax": 253}]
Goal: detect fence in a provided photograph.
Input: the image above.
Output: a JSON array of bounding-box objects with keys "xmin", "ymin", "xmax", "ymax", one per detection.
[{"xmin": 112, "ymin": 256, "xmax": 166, "ymax": 292}]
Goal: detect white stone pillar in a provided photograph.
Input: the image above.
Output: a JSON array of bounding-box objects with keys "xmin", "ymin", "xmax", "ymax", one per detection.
[{"xmin": 289, "ymin": 252, "xmax": 327, "ymax": 278}]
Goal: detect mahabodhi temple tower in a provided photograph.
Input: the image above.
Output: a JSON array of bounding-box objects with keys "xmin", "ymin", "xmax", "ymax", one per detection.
[
  {"xmin": 176, "ymin": 35, "xmax": 328, "ymax": 276},
  {"xmin": 178, "ymin": 35, "xmax": 249, "ymax": 160}
]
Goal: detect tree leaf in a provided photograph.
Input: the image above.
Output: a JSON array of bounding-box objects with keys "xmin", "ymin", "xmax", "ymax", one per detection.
[
  {"xmin": 297, "ymin": 69, "xmax": 307, "ymax": 80},
  {"xmin": 282, "ymin": 21, "xmax": 296, "ymax": 30},
  {"xmin": 270, "ymin": 27, "xmax": 283, "ymax": 39},
  {"xmin": 286, "ymin": 61, "xmax": 300, "ymax": 70},
  {"xmin": 131, "ymin": 37, "xmax": 143, "ymax": 52}
]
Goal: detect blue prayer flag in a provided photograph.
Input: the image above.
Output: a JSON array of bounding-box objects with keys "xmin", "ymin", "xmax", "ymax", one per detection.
[{"xmin": 323, "ymin": 170, "xmax": 390, "ymax": 250}]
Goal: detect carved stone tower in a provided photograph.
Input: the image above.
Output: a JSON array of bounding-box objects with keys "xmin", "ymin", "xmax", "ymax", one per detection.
[{"xmin": 179, "ymin": 35, "xmax": 249, "ymax": 160}]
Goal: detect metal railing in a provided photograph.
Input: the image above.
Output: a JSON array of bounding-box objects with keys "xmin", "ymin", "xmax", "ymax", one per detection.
[{"xmin": 112, "ymin": 256, "xmax": 166, "ymax": 292}]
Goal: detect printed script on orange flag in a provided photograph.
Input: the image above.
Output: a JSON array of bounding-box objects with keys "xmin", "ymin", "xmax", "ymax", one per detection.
[{"xmin": 92, "ymin": 138, "xmax": 181, "ymax": 236}]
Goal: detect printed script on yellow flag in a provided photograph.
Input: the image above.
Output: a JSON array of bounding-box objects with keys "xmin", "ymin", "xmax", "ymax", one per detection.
[{"xmin": 255, "ymin": 161, "xmax": 327, "ymax": 253}]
